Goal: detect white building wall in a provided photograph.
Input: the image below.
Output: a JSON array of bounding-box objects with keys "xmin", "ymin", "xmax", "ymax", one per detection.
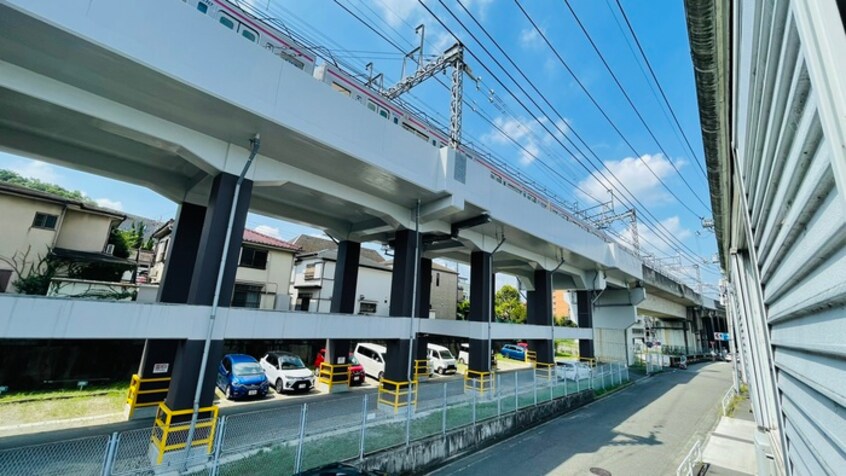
[
  {"xmin": 54, "ymin": 209, "xmax": 113, "ymax": 253},
  {"xmin": 0, "ymin": 194, "xmax": 63, "ymax": 290}
]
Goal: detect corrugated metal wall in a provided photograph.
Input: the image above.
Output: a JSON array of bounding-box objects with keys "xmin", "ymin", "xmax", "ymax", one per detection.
[{"xmin": 731, "ymin": 0, "xmax": 846, "ymax": 474}]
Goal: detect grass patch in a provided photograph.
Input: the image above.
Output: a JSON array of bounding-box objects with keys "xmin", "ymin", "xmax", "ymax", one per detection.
[
  {"xmin": 0, "ymin": 381, "xmax": 128, "ymax": 403},
  {"xmin": 0, "ymin": 381, "xmax": 128, "ymax": 425}
]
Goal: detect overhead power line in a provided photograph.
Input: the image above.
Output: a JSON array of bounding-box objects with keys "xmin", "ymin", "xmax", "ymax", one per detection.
[
  {"xmin": 611, "ymin": 0, "xmax": 710, "ymax": 179},
  {"xmin": 426, "ymin": 0, "xmax": 716, "ymax": 269},
  {"xmin": 557, "ymin": 0, "xmax": 711, "ymax": 213}
]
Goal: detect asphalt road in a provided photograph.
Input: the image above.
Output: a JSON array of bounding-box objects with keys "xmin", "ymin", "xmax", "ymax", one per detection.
[{"xmin": 429, "ymin": 362, "xmax": 733, "ymax": 476}]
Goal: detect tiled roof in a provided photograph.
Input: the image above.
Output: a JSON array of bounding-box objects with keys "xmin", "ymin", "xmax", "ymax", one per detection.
[
  {"xmin": 292, "ymin": 235, "xmax": 386, "ymax": 263},
  {"xmin": 243, "ymin": 229, "xmax": 300, "ymax": 251}
]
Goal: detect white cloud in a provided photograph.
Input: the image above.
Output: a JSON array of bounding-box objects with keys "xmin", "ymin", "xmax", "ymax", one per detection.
[
  {"xmin": 374, "ymin": 0, "xmax": 422, "ymax": 28},
  {"xmin": 519, "ymin": 27, "xmax": 543, "ymax": 49},
  {"xmin": 482, "ymin": 115, "xmax": 569, "ymax": 165},
  {"xmin": 95, "ymin": 198, "xmax": 123, "ymax": 211},
  {"xmin": 577, "ymin": 153, "xmax": 677, "ymax": 206},
  {"xmin": 10, "ymin": 159, "xmax": 61, "ymax": 184},
  {"xmin": 254, "ymin": 225, "xmax": 282, "ymax": 239}
]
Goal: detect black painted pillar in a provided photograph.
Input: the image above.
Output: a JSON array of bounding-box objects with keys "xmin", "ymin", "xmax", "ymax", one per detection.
[
  {"xmin": 384, "ymin": 230, "xmax": 418, "ymax": 382},
  {"xmin": 576, "ymin": 290, "xmax": 595, "ymax": 359},
  {"xmin": 326, "ymin": 240, "xmax": 361, "ymax": 366},
  {"xmin": 469, "ymin": 251, "xmax": 492, "ymax": 373},
  {"xmin": 414, "ymin": 258, "xmax": 432, "ymax": 362},
  {"xmin": 133, "ymin": 203, "xmax": 206, "ymax": 413},
  {"xmin": 166, "ymin": 173, "xmax": 252, "ymax": 412},
  {"xmin": 527, "ymin": 269, "xmax": 553, "ymax": 364}
]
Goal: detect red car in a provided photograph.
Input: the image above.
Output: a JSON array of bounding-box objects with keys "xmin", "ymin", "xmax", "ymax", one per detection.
[{"xmin": 314, "ymin": 348, "xmax": 366, "ymax": 386}]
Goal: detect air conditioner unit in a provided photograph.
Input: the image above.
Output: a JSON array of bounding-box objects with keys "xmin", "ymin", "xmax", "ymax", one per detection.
[{"xmin": 104, "ymin": 244, "xmax": 115, "ymax": 255}]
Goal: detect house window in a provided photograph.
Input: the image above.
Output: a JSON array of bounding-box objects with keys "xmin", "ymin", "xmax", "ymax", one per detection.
[
  {"xmin": 32, "ymin": 212, "xmax": 58, "ymax": 230},
  {"xmin": 436, "ymin": 272, "xmax": 440, "ymax": 287},
  {"xmin": 239, "ymin": 247, "xmax": 268, "ymax": 269},
  {"xmin": 359, "ymin": 301, "xmax": 377, "ymax": 314},
  {"xmin": 304, "ymin": 263, "xmax": 316, "ymax": 280},
  {"xmin": 296, "ymin": 293, "xmax": 312, "ymax": 311},
  {"xmin": 0, "ymin": 269, "xmax": 11, "ymax": 293},
  {"xmin": 232, "ymin": 284, "xmax": 263, "ymax": 308}
]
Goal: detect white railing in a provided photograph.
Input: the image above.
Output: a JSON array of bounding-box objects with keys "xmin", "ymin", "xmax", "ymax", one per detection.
[
  {"xmin": 676, "ymin": 439, "xmax": 703, "ymax": 476},
  {"xmin": 720, "ymin": 386, "xmax": 737, "ymax": 416}
]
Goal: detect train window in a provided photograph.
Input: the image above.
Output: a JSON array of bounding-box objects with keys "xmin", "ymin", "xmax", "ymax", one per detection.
[
  {"xmin": 432, "ymin": 139, "xmax": 436, "ymax": 146},
  {"xmin": 219, "ymin": 13, "xmax": 236, "ymax": 30},
  {"xmin": 366, "ymin": 101, "xmax": 377, "ymax": 113},
  {"xmin": 239, "ymin": 25, "xmax": 258, "ymax": 43},
  {"xmin": 393, "ymin": 117, "xmax": 399, "ymax": 124},
  {"xmin": 331, "ymin": 83, "xmax": 351, "ymax": 96},
  {"xmin": 378, "ymin": 108, "xmax": 389, "ymax": 119},
  {"xmin": 196, "ymin": 2, "xmax": 209, "ymax": 14}
]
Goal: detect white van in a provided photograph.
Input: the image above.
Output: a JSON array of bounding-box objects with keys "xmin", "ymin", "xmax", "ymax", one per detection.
[
  {"xmin": 353, "ymin": 342, "xmax": 387, "ymax": 381},
  {"xmin": 457, "ymin": 343, "xmax": 470, "ymax": 364},
  {"xmin": 428, "ymin": 344, "xmax": 457, "ymax": 374}
]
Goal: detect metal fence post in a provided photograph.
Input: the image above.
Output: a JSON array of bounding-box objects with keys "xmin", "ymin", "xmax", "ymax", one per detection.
[
  {"xmin": 359, "ymin": 394, "xmax": 368, "ymax": 460},
  {"xmin": 209, "ymin": 416, "xmax": 226, "ymax": 476},
  {"xmin": 441, "ymin": 382, "xmax": 447, "ymax": 436},
  {"xmin": 514, "ymin": 372, "xmax": 518, "ymax": 412},
  {"xmin": 294, "ymin": 403, "xmax": 308, "ymax": 473},
  {"xmin": 533, "ymin": 370, "xmax": 537, "ymax": 406},
  {"xmin": 405, "ymin": 385, "xmax": 412, "ymax": 446},
  {"xmin": 101, "ymin": 431, "xmax": 119, "ymax": 476},
  {"xmin": 576, "ymin": 373, "xmax": 580, "ymax": 393},
  {"xmin": 472, "ymin": 390, "xmax": 477, "ymax": 425},
  {"xmin": 496, "ymin": 374, "xmax": 502, "ymax": 417},
  {"xmin": 625, "ymin": 364, "xmax": 629, "ymax": 382},
  {"xmin": 600, "ymin": 366, "xmax": 605, "ymax": 390}
]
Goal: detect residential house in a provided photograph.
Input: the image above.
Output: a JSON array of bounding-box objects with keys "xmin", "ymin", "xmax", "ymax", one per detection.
[
  {"xmin": 552, "ymin": 290, "xmax": 571, "ymax": 321},
  {"xmin": 289, "ymin": 235, "xmax": 459, "ymax": 318},
  {"xmin": 149, "ymin": 222, "xmax": 299, "ymax": 309},
  {"xmin": 0, "ymin": 182, "xmax": 128, "ymax": 293}
]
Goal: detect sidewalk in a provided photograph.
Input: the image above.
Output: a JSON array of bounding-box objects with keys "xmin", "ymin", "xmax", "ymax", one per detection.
[{"xmin": 701, "ymin": 398, "xmax": 756, "ymax": 475}]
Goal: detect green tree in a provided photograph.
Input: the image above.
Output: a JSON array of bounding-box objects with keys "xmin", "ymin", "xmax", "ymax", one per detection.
[
  {"xmin": 456, "ymin": 299, "xmax": 470, "ymax": 320},
  {"xmin": 121, "ymin": 221, "xmax": 153, "ymax": 251},
  {"xmin": 495, "ymin": 284, "xmax": 527, "ymax": 323},
  {"xmin": 0, "ymin": 169, "xmax": 92, "ymax": 203}
]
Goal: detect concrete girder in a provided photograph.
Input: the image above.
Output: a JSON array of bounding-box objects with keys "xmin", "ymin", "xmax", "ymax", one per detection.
[{"xmin": 638, "ymin": 293, "xmax": 688, "ymax": 319}]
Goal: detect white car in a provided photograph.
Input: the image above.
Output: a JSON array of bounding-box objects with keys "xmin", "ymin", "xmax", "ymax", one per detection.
[
  {"xmin": 555, "ymin": 360, "xmax": 592, "ymax": 381},
  {"xmin": 428, "ymin": 343, "xmax": 457, "ymax": 374},
  {"xmin": 457, "ymin": 343, "xmax": 469, "ymax": 364},
  {"xmin": 354, "ymin": 342, "xmax": 387, "ymax": 381},
  {"xmin": 259, "ymin": 351, "xmax": 315, "ymax": 394}
]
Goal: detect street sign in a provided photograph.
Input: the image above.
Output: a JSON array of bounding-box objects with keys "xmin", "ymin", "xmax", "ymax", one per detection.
[{"xmin": 713, "ymin": 332, "xmax": 730, "ymax": 341}]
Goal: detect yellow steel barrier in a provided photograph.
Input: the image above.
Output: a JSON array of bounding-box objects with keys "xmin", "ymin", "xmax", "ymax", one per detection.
[
  {"xmin": 125, "ymin": 374, "xmax": 171, "ymax": 419},
  {"xmin": 464, "ymin": 370, "xmax": 495, "ymax": 396},
  {"xmin": 579, "ymin": 357, "xmax": 597, "ymax": 368},
  {"xmin": 534, "ymin": 361, "xmax": 555, "ymax": 381},
  {"xmin": 377, "ymin": 377, "xmax": 417, "ymax": 412},
  {"xmin": 525, "ymin": 350, "xmax": 537, "ymax": 363},
  {"xmin": 413, "ymin": 359, "xmax": 429, "ymax": 380},
  {"xmin": 318, "ymin": 362, "xmax": 351, "ymax": 392},
  {"xmin": 150, "ymin": 403, "xmax": 218, "ymax": 465}
]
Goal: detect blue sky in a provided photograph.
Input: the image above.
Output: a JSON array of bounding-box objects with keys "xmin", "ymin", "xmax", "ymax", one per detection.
[{"xmin": 0, "ymin": 0, "xmax": 722, "ymax": 291}]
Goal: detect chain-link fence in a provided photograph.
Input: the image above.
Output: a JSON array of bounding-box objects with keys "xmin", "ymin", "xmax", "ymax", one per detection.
[{"xmin": 0, "ymin": 363, "xmax": 630, "ymax": 475}]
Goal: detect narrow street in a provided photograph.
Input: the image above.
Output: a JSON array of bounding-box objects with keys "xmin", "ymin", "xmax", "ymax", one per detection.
[{"xmin": 430, "ymin": 362, "xmax": 733, "ymax": 476}]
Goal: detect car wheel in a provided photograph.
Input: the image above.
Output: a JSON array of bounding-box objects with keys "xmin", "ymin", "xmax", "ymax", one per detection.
[
  {"xmin": 275, "ymin": 379, "xmax": 284, "ymax": 394},
  {"xmin": 225, "ymin": 386, "xmax": 233, "ymax": 400}
]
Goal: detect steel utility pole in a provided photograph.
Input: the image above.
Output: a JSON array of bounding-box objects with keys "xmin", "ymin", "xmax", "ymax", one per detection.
[{"xmin": 383, "ymin": 36, "xmax": 477, "ymax": 148}]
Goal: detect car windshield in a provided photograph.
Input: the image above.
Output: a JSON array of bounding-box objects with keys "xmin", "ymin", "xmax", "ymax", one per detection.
[
  {"xmin": 438, "ymin": 350, "xmax": 454, "ymax": 360},
  {"xmin": 279, "ymin": 355, "xmax": 305, "ymax": 369},
  {"xmin": 232, "ymin": 362, "xmax": 263, "ymax": 377}
]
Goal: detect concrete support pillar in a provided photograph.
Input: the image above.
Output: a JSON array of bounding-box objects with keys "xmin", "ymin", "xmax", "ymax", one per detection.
[
  {"xmin": 527, "ymin": 269, "xmax": 554, "ymax": 364},
  {"xmin": 130, "ymin": 203, "xmax": 205, "ymax": 419},
  {"xmin": 384, "ymin": 229, "xmax": 419, "ymax": 383},
  {"xmin": 468, "ymin": 250, "xmax": 492, "ymax": 373},
  {"xmin": 166, "ymin": 172, "xmax": 252, "ymax": 414},
  {"xmin": 576, "ymin": 290, "xmax": 595, "ymax": 359},
  {"xmin": 325, "ymin": 240, "xmax": 361, "ymax": 366}
]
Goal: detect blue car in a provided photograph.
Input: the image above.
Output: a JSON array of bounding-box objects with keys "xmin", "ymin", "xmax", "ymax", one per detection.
[
  {"xmin": 217, "ymin": 354, "xmax": 269, "ymax": 400},
  {"xmin": 500, "ymin": 344, "xmax": 526, "ymax": 361}
]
